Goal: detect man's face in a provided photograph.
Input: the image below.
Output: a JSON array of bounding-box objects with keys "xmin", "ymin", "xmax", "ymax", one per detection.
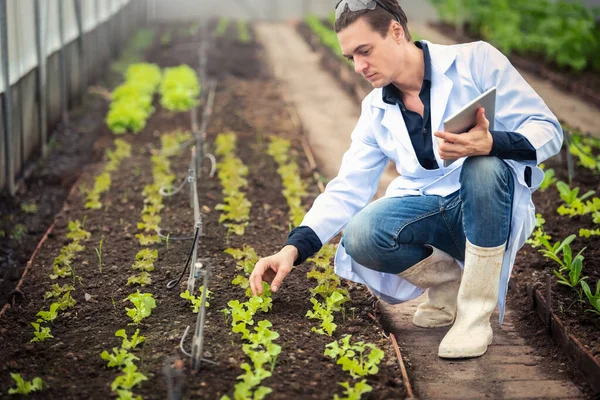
[{"xmin": 338, "ymin": 17, "xmax": 403, "ymax": 88}]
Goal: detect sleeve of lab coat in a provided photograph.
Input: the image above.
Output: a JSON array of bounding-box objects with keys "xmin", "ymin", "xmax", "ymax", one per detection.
[
  {"xmin": 299, "ymin": 101, "xmax": 389, "ymax": 246},
  {"xmin": 475, "ymin": 41, "xmax": 563, "ymax": 166}
]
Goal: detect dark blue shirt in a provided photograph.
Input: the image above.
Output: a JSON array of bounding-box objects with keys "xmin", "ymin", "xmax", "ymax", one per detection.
[
  {"xmin": 285, "ymin": 41, "xmax": 538, "ymax": 265},
  {"xmin": 382, "ymin": 41, "xmax": 438, "ymax": 169}
]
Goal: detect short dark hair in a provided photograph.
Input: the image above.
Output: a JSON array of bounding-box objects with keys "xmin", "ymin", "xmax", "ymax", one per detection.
[{"xmin": 334, "ymin": 0, "xmax": 412, "ymax": 41}]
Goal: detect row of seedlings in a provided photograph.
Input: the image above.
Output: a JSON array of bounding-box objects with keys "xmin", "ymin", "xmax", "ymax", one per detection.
[
  {"xmin": 267, "ymin": 136, "xmax": 385, "ymax": 398},
  {"xmin": 266, "ymin": 137, "xmax": 308, "ymax": 227},
  {"xmin": 214, "ymin": 132, "xmax": 252, "ymax": 238},
  {"xmin": 265, "ymin": 137, "xmax": 348, "ymax": 336},
  {"xmin": 98, "ymin": 57, "xmax": 164, "ymax": 399},
  {"xmin": 525, "ymin": 134, "xmax": 600, "ymax": 316},
  {"xmin": 99, "ymin": 131, "xmax": 191, "ymax": 399},
  {"xmin": 86, "ymin": 139, "xmax": 132, "ymax": 210},
  {"xmin": 106, "ymin": 63, "xmax": 162, "ymax": 135},
  {"xmin": 8, "ymin": 219, "xmax": 92, "ymax": 394},
  {"xmin": 34, "ymin": 219, "xmax": 91, "ymax": 342},
  {"xmin": 223, "ymin": 245, "xmax": 280, "ymax": 400},
  {"xmin": 214, "ymin": 131, "xmax": 279, "ymax": 398}
]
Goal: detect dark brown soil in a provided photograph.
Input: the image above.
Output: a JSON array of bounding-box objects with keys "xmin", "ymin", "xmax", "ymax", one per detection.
[
  {"xmin": 430, "ymin": 22, "xmax": 600, "ymax": 111},
  {"xmin": 0, "ymin": 22, "xmax": 408, "ymax": 399},
  {"xmin": 0, "ymin": 74, "xmax": 126, "ymax": 304}
]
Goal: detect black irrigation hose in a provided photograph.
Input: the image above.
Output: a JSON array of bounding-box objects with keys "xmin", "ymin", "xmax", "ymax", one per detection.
[
  {"xmin": 167, "ymin": 225, "xmax": 201, "ymax": 289},
  {"xmin": 157, "ymin": 228, "xmax": 195, "ymax": 241}
]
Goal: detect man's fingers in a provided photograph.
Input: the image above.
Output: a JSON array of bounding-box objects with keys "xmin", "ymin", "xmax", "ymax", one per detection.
[
  {"xmin": 476, "ymin": 107, "xmax": 489, "ymax": 128},
  {"xmin": 270, "ymin": 266, "xmax": 290, "ymax": 293},
  {"xmin": 251, "ymin": 259, "xmax": 268, "ymax": 296},
  {"xmin": 434, "ymin": 131, "xmax": 465, "ymax": 144}
]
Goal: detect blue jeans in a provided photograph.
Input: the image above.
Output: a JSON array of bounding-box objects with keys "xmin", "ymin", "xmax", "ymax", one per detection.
[{"xmin": 342, "ymin": 156, "xmax": 514, "ymax": 274}]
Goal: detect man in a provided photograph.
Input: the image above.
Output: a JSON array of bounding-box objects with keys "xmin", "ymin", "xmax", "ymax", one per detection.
[{"xmin": 250, "ymin": 0, "xmax": 562, "ymax": 359}]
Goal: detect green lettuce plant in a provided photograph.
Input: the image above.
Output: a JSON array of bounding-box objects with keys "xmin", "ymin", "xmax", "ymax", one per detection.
[
  {"xmin": 159, "ymin": 65, "xmax": 200, "ymax": 111},
  {"xmin": 111, "ymin": 362, "xmax": 148, "ymax": 392},
  {"xmin": 125, "ymin": 292, "xmax": 157, "ymax": 324},
  {"xmin": 334, "ymin": 380, "xmax": 373, "ymax": 400},
  {"xmin": 180, "ymin": 286, "xmax": 212, "ymax": 312},
  {"xmin": 30, "ymin": 322, "xmax": 53, "ymax": 342},
  {"xmin": 325, "ymin": 335, "xmax": 385, "ymax": 379},
  {"xmin": 8, "ymin": 373, "xmax": 44, "ymax": 395},
  {"xmin": 127, "ymin": 272, "xmax": 152, "ymax": 287},
  {"xmin": 101, "ymin": 348, "xmax": 140, "ymax": 369},
  {"xmin": 115, "ymin": 329, "xmax": 147, "ymax": 350},
  {"xmin": 44, "ymin": 283, "xmax": 74, "ymax": 300},
  {"xmin": 36, "ymin": 303, "xmax": 60, "ymax": 323}
]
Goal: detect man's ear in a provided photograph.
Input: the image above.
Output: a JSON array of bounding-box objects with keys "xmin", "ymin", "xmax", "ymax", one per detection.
[{"xmin": 390, "ymin": 21, "xmax": 404, "ymax": 43}]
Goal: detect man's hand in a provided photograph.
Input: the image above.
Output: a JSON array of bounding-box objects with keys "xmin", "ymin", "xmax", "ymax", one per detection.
[
  {"xmin": 434, "ymin": 107, "xmax": 493, "ymax": 160},
  {"xmin": 250, "ymin": 245, "xmax": 298, "ymax": 296}
]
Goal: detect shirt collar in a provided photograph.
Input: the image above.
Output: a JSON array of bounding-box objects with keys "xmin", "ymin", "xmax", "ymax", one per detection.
[{"xmin": 382, "ymin": 40, "xmax": 432, "ymax": 105}]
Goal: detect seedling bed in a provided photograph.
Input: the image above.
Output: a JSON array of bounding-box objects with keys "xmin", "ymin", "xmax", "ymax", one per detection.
[{"xmin": 0, "ymin": 22, "xmax": 408, "ymax": 399}]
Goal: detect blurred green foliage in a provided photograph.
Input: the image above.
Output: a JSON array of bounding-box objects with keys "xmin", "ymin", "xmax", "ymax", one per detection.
[{"xmin": 429, "ymin": 0, "xmax": 600, "ymax": 71}]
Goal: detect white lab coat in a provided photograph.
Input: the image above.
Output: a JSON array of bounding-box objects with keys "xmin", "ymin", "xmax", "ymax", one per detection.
[{"xmin": 300, "ymin": 40, "xmax": 563, "ymax": 324}]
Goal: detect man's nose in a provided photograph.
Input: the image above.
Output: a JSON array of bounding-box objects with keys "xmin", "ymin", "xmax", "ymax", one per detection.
[{"xmin": 354, "ymin": 57, "xmax": 367, "ymax": 74}]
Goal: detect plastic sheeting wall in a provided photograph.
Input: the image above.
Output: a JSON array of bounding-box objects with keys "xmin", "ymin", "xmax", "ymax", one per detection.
[
  {"xmin": 0, "ymin": 0, "xmax": 130, "ymax": 93},
  {"xmin": 0, "ymin": 0, "xmax": 146, "ymax": 193},
  {"xmin": 146, "ymin": 0, "xmax": 335, "ymax": 21}
]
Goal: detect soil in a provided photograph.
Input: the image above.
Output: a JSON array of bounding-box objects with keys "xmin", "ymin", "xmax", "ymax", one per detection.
[
  {"xmin": 0, "ymin": 22, "xmax": 408, "ymax": 399},
  {"xmin": 0, "ymin": 57, "xmax": 138, "ymax": 304},
  {"xmin": 430, "ymin": 22, "xmax": 600, "ymax": 111}
]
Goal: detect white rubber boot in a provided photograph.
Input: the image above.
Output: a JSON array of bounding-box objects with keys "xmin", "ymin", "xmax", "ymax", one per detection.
[
  {"xmin": 398, "ymin": 246, "xmax": 462, "ymax": 328},
  {"xmin": 438, "ymin": 240, "xmax": 505, "ymax": 359}
]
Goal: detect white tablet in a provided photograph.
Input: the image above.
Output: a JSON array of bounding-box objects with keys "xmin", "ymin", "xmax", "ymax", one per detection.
[{"xmin": 442, "ymin": 86, "xmax": 496, "ymax": 167}]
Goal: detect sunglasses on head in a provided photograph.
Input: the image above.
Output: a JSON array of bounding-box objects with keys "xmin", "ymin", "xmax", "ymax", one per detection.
[{"xmin": 334, "ymin": 0, "xmax": 400, "ymax": 22}]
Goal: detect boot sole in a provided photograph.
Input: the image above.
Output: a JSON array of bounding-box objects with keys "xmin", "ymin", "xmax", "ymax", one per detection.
[
  {"xmin": 413, "ymin": 312, "xmax": 456, "ymax": 328},
  {"xmin": 413, "ymin": 319, "xmax": 455, "ymax": 328}
]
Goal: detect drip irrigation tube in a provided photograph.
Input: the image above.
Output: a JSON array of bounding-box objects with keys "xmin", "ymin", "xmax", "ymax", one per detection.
[{"xmin": 166, "ymin": 225, "xmax": 201, "ymax": 289}]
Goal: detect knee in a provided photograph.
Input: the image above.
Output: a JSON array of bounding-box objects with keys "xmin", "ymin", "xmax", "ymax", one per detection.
[
  {"xmin": 460, "ymin": 156, "xmax": 509, "ymax": 191},
  {"xmin": 342, "ymin": 211, "xmax": 393, "ymax": 265}
]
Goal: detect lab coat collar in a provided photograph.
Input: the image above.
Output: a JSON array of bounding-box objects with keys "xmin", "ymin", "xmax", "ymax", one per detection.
[
  {"xmin": 371, "ymin": 41, "xmax": 457, "ymax": 110},
  {"xmin": 371, "ymin": 41, "xmax": 457, "ymax": 159}
]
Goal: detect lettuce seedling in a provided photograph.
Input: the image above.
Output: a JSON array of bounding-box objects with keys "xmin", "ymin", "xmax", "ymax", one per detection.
[
  {"xmin": 125, "ymin": 291, "xmax": 157, "ymax": 324},
  {"xmin": 306, "ymin": 291, "xmax": 348, "ymax": 336},
  {"xmin": 538, "ymin": 165, "xmax": 557, "ymax": 192},
  {"xmin": 579, "ymin": 228, "xmax": 600, "ymax": 238},
  {"xmin": 8, "ymin": 373, "xmax": 44, "ymax": 395},
  {"xmin": 116, "ymin": 389, "xmax": 142, "ymax": 400},
  {"xmin": 111, "ymin": 362, "xmax": 148, "ymax": 391},
  {"xmin": 135, "ymin": 233, "xmax": 161, "ymax": 246},
  {"xmin": 55, "ymin": 291, "xmax": 77, "ymax": 311},
  {"xmin": 333, "ymin": 380, "xmax": 373, "ymax": 400},
  {"xmin": 325, "ymin": 335, "xmax": 385, "ymax": 379},
  {"xmin": 136, "ymin": 249, "xmax": 158, "ymax": 262},
  {"xmin": 36, "ymin": 303, "xmax": 60, "ymax": 323},
  {"xmin": 30, "ymin": 322, "xmax": 53, "ymax": 342},
  {"xmin": 127, "ymin": 272, "xmax": 152, "ymax": 287},
  {"xmin": 236, "ymin": 363, "xmax": 272, "ymax": 392},
  {"xmin": 101, "ymin": 348, "xmax": 140, "ymax": 369},
  {"xmin": 44, "ymin": 283, "xmax": 75, "ymax": 300},
  {"xmin": 115, "ymin": 329, "xmax": 147, "ymax": 350},
  {"xmin": 67, "ymin": 220, "xmax": 92, "ymax": 242},
  {"xmin": 180, "ymin": 286, "xmax": 212, "ymax": 312}
]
